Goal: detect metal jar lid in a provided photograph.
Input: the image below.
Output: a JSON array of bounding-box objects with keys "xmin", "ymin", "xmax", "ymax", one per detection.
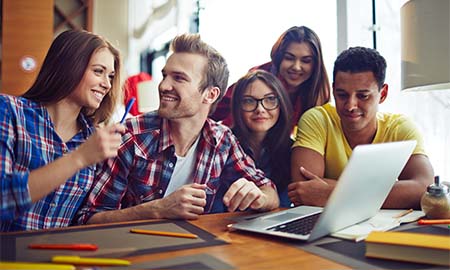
[{"xmin": 427, "ymin": 176, "xmax": 449, "ymax": 196}]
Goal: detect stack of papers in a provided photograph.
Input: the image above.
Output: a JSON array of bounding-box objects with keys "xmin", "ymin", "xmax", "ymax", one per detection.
[{"xmin": 331, "ymin": 209, "xmax": 425, "ymax": 241}]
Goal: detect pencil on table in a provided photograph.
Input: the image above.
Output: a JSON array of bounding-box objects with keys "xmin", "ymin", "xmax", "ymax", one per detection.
[
  {"xmin": 130, "ymin": 229, "xmax": 198, "ymax": 239},
  {"xmin": 418, "ymin": 219, "xmax": 450, "ymax": 225},
  {"xmin": 393, "ymin": 208, "xmax": 413, "ymax": 218}
]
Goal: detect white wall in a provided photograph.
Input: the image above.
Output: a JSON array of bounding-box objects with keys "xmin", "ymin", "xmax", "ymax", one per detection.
[
  {"xmin": 93, "ymin": 0, "xmax": 129, "ymax": 67},
  {"xmin": 127, "ymin": 0, "xmax": 195, "ymax": 79},
  {"xmin": 199, "ymin": 0, "xmax": 337, "ymax": 86}
]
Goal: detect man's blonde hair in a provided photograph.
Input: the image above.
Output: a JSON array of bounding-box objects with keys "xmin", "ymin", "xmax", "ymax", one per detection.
[{"xmin": 170, "ymin": 33, "xmax": 229, "ymax": 113}]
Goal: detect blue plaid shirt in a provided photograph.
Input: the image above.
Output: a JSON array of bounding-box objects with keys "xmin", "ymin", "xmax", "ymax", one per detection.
[
  {"xmin": 0, "ymin": 94, "xmax": 95, "ymax": 231},
  {"xmin": 77, "ymin": 111, "xmax": 275, "ymax": 224}
]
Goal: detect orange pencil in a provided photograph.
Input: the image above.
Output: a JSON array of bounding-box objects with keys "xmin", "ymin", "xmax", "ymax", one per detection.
[
  {"xmin": 393, "ymin": 208, "xmax": 413, "ymax": 218},
  {"xmin": 130, "ymin": 229, "xmax": 198, "ymax": 239},
  {"xmin": 418, "ymin": 219, "xmax": 450, "ymax": 225}
]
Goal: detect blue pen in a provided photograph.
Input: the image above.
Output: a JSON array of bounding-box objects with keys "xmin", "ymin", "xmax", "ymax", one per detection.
[{"xmin": 120, "ymin": 97, "xmax": 136, "ymax": 124}]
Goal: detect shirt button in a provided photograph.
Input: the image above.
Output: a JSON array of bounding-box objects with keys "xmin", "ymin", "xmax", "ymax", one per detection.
[
  {"xmin": 168, "ymin": 163, "xmax": 174, "ymax": 168},
  {"xmin": 158, "ymin": 189, "xmax": 163, "ymax": 194},
  {"xmin": 50, "ymin": 203, "xmax": 56, "ymax": 207}
]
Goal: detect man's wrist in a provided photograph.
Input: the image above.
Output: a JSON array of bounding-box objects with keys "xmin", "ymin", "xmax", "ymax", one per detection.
[{"xmin": 138, "ymin": 199, "xmax": 164, "ymax": 219}]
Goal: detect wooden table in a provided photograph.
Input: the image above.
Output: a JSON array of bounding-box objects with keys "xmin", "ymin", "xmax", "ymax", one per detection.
[
  {"xmin": 1, "ymin": 212, "xmax": 350, "ymax": 269},
  {"xmin": 123, "ymin": 212, "xmax": 350, "ymax": 270}
]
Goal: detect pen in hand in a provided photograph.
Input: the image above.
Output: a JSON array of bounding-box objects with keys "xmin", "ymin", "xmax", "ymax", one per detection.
[{"xmin": 120, "ymin": 97, "xmax": 136, "ymax": 124}]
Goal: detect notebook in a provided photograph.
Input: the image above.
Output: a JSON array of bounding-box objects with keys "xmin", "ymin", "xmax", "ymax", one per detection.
[{"xmin": 230, "ymin": 140, "xmax": 417, "ymax": 242}]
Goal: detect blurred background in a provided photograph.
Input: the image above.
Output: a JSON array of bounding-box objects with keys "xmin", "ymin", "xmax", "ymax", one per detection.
[{"xmin": 1, "ymin": 0, "xmax": 449, "ymax": 181}]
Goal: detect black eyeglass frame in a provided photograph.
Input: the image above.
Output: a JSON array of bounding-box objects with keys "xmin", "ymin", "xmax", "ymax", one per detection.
[{"xmin": 240, "ymin": 96, "xmax": 280, "ymax": 112}]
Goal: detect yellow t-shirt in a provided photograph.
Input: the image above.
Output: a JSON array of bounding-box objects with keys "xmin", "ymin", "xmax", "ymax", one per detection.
[{"xmin": 293, "ymin": 103, "xmax": 426, "ymax": 179}]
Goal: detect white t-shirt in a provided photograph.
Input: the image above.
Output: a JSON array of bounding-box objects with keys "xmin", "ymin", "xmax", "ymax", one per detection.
[{"xmin": 164, "ymin": 136, "xmax": 200, "ymax": 197}]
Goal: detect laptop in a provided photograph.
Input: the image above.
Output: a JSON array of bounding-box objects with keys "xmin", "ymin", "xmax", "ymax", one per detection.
[{"xmin": 230, "ymin": 140, "xmax": 417, "ymax": 242}]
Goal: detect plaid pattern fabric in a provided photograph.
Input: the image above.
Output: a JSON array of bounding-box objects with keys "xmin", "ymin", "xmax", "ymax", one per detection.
[
  {"xmin": 0, "ymin": 94, "xmax": 95, "ymax": 231},
  {"xmin": 77, "ymin": 111, "xmax": 274, "ymax": 224}
]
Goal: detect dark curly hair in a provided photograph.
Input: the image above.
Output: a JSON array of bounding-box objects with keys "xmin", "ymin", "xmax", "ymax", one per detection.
[{"xmin": 333, "ymin": 46, "xmax": 387, "ymax": 89}]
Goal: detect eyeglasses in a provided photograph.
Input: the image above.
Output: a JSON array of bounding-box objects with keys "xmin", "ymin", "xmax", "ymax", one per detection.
[{"xmin": 240, "ymin": 95, "xmax": 280, "ymax": 112}]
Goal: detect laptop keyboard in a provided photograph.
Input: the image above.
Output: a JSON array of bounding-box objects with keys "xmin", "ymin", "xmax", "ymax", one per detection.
[{"xmin": 267, "ymin": 213, "xmax": 321, "ymax": 235}]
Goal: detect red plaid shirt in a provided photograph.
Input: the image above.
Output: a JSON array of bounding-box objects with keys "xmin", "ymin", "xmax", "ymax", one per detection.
[{"xmin": 77, "ymin": 112, "xmax": 275, "ymax": 224}]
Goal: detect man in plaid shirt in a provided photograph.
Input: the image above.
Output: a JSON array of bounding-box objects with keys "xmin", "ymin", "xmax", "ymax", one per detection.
[{"xmin": 77, "ymin": 34, "xmax": 279, "ymax": 224}]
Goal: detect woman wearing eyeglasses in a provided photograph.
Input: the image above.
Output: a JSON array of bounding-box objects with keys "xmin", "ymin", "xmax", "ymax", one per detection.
[
  {"xmin": 231, "ymin": 70, "xmax": 293, "ymax": 207},
  {"xmin": 213, "ymin": 26, "xmax": 330, "ymax": 133}
]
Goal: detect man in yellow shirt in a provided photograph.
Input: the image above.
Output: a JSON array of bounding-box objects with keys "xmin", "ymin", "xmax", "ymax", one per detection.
[{"xmin": 289, "ymin": 47, "xmax": 434, "ymax": 209}]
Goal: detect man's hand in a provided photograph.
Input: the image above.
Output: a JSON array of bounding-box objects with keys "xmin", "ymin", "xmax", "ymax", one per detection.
[
  {"xmin": 155, "ymin": 183, "xmax": 207, "ymax": 220},
  {"xmin": 288, "ymin": 167, "xmax": 332, "ymax": 206},
  {"xmin": 223, "ymin": 178, "xmax": 268, "ymax": 212}
]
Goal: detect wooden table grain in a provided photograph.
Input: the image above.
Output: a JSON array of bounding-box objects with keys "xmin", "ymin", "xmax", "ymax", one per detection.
[
  {"xmin": 124, "ymin": 212, "xmax": 350, "ymax": 270},
  {"xmin": 1, "ymin": 212, "xmax": 351, "ymax": 269}
]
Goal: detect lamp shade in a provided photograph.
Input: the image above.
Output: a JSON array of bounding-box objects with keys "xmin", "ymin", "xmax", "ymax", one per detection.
[{"xmin": 401, "ymin": 0, "xmax": 450, "ymax": 91}]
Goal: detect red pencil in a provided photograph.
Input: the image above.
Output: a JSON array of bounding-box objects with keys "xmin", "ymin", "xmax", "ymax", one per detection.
[
  {"xmin": 28, "ymin": 244, "xmax": 98, "ymax": 251},
  {"xmin": 417, "ymin": 219, "xmax": 450, "ymax": 225}
]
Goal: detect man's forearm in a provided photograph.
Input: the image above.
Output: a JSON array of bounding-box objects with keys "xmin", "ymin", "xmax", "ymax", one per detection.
[
  {"xmin": 86, "ymin": 200, "xmax": 163, "ymax": 224},
  {"xmin": 383, "ymin": 180, "xmax": 428, "ymax": 209}
]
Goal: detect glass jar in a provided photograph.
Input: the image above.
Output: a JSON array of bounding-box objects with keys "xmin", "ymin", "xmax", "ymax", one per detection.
[{"xmin": 420, "ymin": 176, "xmax": 450, "ymax": 219}]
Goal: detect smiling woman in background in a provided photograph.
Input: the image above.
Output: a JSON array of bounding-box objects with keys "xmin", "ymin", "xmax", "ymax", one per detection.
[
  {"xmin": 231, "ymin": 70, "xmax": 293, "ymax": 207},
  {"xmin": 0, "ymin": 30, "xmax": 125, "ymax": 231},
  {"xmin": 213, "ymin": 25, "xmax": 330, "ymax": 132}
]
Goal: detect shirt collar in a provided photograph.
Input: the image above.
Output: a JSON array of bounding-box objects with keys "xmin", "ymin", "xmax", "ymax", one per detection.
[
  {"xmin": 201, "ymin": 118, "xmax": 221, "ymax": 147},
  {"xmin": 158, "ymin": 118, "xmax": 174, "ymax": 153},
  {"xmin": 77, "ymin": 113, "xmax": 95, "ymax": 138}
]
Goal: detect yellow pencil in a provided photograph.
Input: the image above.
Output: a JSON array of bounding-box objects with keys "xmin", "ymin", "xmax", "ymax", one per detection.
[
  {"xmin": 52, "ymin": 256, "xmax": 130, "ymax": 266},
  {"xmin": 393, "ymin": 208, "xmax": 413, "ymax": 218},
  {"xmin": 0, "ymin": 261, "xmax": 75, "ymax": 270},
  {"xmin": 130, "ymin": 228, "xmax": 198, "ymax": 239}
]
